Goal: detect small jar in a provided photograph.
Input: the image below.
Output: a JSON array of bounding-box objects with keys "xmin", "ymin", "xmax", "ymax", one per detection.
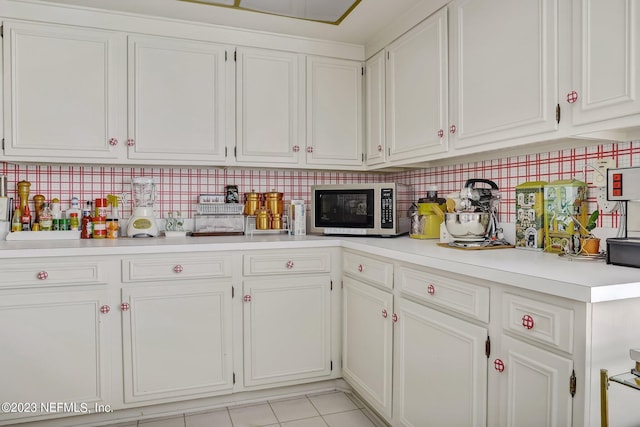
[
  {"xmin": 39, "ymin": 203, "xmax": 53, "ymax": 231},
  {"xmin": 271, "ymin": 213, "xmax": 283, "ymax": 230},
  {"xmin": 69, "ymin": 212, "xmax": 79, "ymax": 231},
  {"xmin": 107, "ymin": 218, "xmax": 119, "ymax": 239},
  {"xmin": 95, "ymin": 198, "xmax": 108, "ymax": 218},
  {"xmin": 93, "ymin": 216, "xmax": 106, "ymax": 238},
  {"xmin": 255, "ymin": 209, "xmax": 271, "ymax": 230}
]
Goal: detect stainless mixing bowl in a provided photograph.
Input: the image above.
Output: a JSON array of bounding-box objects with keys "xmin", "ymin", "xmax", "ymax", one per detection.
[{"xmin": 445, "ymin": 212, "xmax": 491, "ymax": 241}]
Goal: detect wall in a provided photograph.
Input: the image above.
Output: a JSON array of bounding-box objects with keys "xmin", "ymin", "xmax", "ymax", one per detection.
[{"xmin": 1, "ymin": 140, "xmax": 638, "ymax": 229}]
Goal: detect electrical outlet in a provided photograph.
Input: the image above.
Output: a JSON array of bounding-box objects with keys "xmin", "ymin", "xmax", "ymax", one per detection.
[
  {"xmin": 593, "ymin": 158, "xmax": 615, "ymax": 187},
  {"xmin": 597, "ymin": 186, "xmax": 618, "ymax": 213}
]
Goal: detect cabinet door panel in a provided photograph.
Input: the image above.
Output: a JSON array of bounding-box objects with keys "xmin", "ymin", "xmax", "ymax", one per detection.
[
  {"xmin": 127, "ymin": 35, "xmax": 229, "ymax": 162},
  {"xmin": 0, "ymin": 290, "xmax": 111, "ymax": 420},
  {"xmin": 243, "ymin": 276, "xmax": 331, "ymax": 386},
  {"xmin": 306, "ymin": 56, "xmax": 363, "ymax": 166},
  {"xmin": 236, "ymin": 48, "xmax": 302, "ymax": 164},
  {"xmin": 394, "ymin": 298, "xmax": 487, "ymax": 427},
  {"xmin": 122, "ymin": 281, "xmax": 233, "ymax": 402},
  {"xmin": 571, "ymin": 0, "xmax": 640, "ymax": 124},
  {"xmin": 365, "ymin": 50, "xmax": 386, "ymax": 166},
  {"xmin": 450, "ymin": 0, "xmax": 558, "ymax": 148},
  {"xmin": 2, "ymin": 21, "xmax": 124, "ymax": 161},
  {"xmin": 386, "ymin": 8, "xmax": 448, "ymax": 161},
  {"xmin": 342, "ymin": 276, "xmax": 393, "ymax": 420},
  {"xmin": 496, "ymin": 335, "xmax": 573, "ymax": 427}
]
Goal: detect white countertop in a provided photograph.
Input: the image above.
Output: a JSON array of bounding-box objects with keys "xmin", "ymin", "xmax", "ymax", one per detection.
[{"xmin": 1, "ymin": 234, "xmax": 639, "ymax": 303}]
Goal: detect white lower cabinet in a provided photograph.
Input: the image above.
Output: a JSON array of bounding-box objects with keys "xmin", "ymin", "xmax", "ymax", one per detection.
[
  {"xmin": 121, "ymin": 281, "xmax": 233, "ymax": 403},
  {"xmin": 393, "ymin": 298, "xmax": 488, "ymax": 427},
  {"xmin": 0, "ymin": 289, "xmax": 113, "ymax": 422},
  {"xmin": 242, "ymin": 276, "xmax": 332, "ymax": 387},
  {"xmin": 493, "ymin": 335, "xmax": 573, "ymax": 427},
  {"xmin": 342, "ymin": 276, "xmax": 394, "ymax": 419}
]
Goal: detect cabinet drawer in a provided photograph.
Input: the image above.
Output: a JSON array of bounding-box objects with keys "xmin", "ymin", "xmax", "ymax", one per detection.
[
  {"xmin": 343, "ymin": 251, "xmax": 393, "ymax": 290},
  {"xmin": 123, "ymin": 254, "xmax": 231, "ymax": 282},
  {"xmin": 397, "ymin": 265, "xmax": 489, "ymax": 322},
  {"xmin": 502, "ymin": 293, "xmax": 574, "ymax": 354},
  {"xmin": 0, "ymin": 258, "xmax": 108, "ymax": 288},
  {"xmin": 243, "ymin": 250, "xmax": 331, "ymax": 276}
]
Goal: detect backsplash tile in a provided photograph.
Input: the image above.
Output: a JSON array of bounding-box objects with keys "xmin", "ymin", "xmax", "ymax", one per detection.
[{"xmin": 1, "ymin": 141, "xmax": 638, "ymax": 230}]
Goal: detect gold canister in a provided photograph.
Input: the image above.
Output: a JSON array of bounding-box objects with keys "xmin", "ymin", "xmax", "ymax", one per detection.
[
  {"xmin": 255, "ymin": 208, "xmax": 271, "ymax": 230},
  {"xmin": 271, "ymin": 213, "xmax": 283, "ymax": 230},
  {"xmin": 33, "ymin": 195, "xmax": 45, "ymax": 223},
  {"xmin": 264, "ymin": 190, "xmax": 284, "ymax": 215},
  {"xmin": 244, "ymin": 190, "xmax": 262, "ymax": 216}
]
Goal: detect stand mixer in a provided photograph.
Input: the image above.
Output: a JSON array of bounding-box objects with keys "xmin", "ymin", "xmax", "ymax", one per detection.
[
  {"xmin": 446, "ymin": 179, "xmax": 509, "ymax": 247},
  {"xmin": 127, "ymin": 177, "xmax": 159, "ymax": 238}
]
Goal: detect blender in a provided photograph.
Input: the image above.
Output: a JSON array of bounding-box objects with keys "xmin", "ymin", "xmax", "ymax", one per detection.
[{"xmin": 127, "ymin": 177, "xmax": 159, "ymax": 237}]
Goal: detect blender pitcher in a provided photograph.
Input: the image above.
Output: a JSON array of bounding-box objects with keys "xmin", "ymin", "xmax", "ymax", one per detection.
[{"xmin": 128, "ymin": 177, "xmax": 159, "ymax": 237}]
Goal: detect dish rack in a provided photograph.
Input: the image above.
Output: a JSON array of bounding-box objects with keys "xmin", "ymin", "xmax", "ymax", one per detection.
[
  {"xmin": 245, "ymin": 214, "xmax": 290, "ymax": 236},
  {"xmin": 192, "ymin": 203, "xmax": 245, "ymax": 236}
]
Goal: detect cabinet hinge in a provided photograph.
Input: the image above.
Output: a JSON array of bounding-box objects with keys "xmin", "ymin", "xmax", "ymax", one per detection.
[
  {"xmin": 225, "ymin": 50, "xmax": 227, "ymax": 62},
  {"xmin": 233, "ymin": 372, "xmax": 236, "ymax": 384},
  {"xmin": 361, "ymin": 153, "xmax": 364, "ymax": 163},
  {"xmin": 1, "ymin": 138, "xmax": 4, "ymax": 150},
  {"xmin": 330, "ymin": 280, "xmax": 333, "ymax": 291},
  {"xmin": 225, "ymin": 146, "xmax": 228, "ymax": 158},
  {"xmin": 234, "ymin": 146, "xmax": 237, "ymax": 158},
  {"xmin": 556, "ymin": 104, "xmax": 561, "ymax": 124},
  {"xmin": 485, "ymin": 336, "xmax": 491, "ymax": 358},
  {"xmin": 0, "ymin": 25, "xmax": 3, "ymax": 38},
  {"xmin": 361, "ymin": 67, "xmax": 364, "ymax": 76},
  {"xmin": 387, "ymin": 51, "xmax": 389, "ymax": 60},
  {"xmin": 341, "ymin": 280, "xmax": 344, "ymax": 289},
  {"xmin": 330, "ymin": 360, "xmax": 333, "ymax": 371},
  {"xmin": 234, "ymin": 50, "xmax": 237, "ymax": 62},
  {"xmin": 570, "ymin": 370, "xmax": 577, "ymax": 397},
  {"xmin": 232, "ymin": 286, "xmax": 234, "ymax": 298}
]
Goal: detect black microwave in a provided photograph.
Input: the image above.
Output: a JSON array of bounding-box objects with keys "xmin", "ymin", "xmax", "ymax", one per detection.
[{"xmin": 310, "ymin": 183, "xmax": 413, "ymax": 236}]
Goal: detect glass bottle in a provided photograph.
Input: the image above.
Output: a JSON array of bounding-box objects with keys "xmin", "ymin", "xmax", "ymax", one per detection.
[
  {"xmin": 39, "ymin": 203, "xmax": 53, "ymax": 231},
  {"xmin": 11, "ymin": 202, "xmax": 22, "ymax": 232}
]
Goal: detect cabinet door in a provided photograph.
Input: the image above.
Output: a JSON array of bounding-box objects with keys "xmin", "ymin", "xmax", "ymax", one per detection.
[
  {"xmin": 449, "ymin": 0, "xmax": 558, "ymax": 149},
  {"xmin": 0, "ymin": 289, "xmax": 112, "ymax": 422},
  {"xmin": 306, "ymin": 56, "xmax": 363, "ymax": 167},
  {"xmin": 243, "ymin": 276, "xmax": 332, "ymax": 387},
  {"xmin": 2, "ymin": 21, "xmax": 125, "ymax": 161},
  {"xmin": 394, "ymin": 298, "xmax": 488, "ymax": 427},
  {"xmin": 386, "ymin": 8, "xmax": 448, "ymax": 162},
  {"xmin": 342, "ymin": 276, "xmax": 393, "ymax": 420},
  {"xmin": 570, "ymin": 0, "xmax": 640, "ymax": 125},
  {"xmin": 365, "ymin": 50, "xmax": 386, "ymax": 166},
  {"xmin": 127, "ymin": 35, "xmax": 230, "ymax": 163},
  {"xmin": 236, "ymin": 48, "xmax": 303, "ymax": 164},
  {"xmin": 121, "ymin": 281, "xmax": 233, "ymax": 402},
  {"xmin": 494, "ymin": 335, "xmax": 573, "ymax": 427}
]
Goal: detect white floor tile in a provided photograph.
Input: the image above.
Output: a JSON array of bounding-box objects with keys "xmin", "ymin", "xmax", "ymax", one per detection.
[
  {"xmin": 138, "ymin": 415, "xmax": 185, "ymax": 427},
  {"xmin": 185, "ymin": 409, "xmax": 232, "ymax": 427},
  {"xmin": 281, "ymin": 417, "xmax": 328, "ymax": 427},
  {"xmin": 270, "ymin": 397, "xmax": 320, "ymax": 422},
  {"xmin": 308, "ymin": 392, "xmax": 357, "ymax": 415},
  {"xmin": 228, "ymin": 403, "xmax": 278, "ymax": 427},
  {"xmin": 323, "ymin": 410, "xmax": 376, "ymax": 427}
]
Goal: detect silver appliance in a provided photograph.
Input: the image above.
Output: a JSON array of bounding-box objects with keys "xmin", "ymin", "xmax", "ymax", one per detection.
[{"xmin": 310, "ymin": 183, "xmax": 413, "ymax": 236}]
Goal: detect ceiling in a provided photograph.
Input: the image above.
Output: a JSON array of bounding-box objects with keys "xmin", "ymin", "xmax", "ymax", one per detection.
[{"xmin": 33, "ymin": 0, "xmax": 432, "ymax": 45}]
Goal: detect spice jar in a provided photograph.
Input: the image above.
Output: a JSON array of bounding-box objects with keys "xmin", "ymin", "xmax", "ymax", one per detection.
[
  {"xmin": 244, "ymin": 190, "xmax": 262, "ymax": 216},
  {"xmin": 255, "ymin": 208, "xmax": 271, "ymax": 230}
]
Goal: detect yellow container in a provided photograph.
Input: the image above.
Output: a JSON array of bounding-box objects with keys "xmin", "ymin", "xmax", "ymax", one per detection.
[
  {"xmin": 410, "ymin": 202, "xmax": 445, "ymax": 239},
  {"xmin": 515, "ymin": 181, "xmax": 546, "ymax": 250},
  {"xmin": 543, "ymin": 179, "xmax": 588, "ymax": 253}
]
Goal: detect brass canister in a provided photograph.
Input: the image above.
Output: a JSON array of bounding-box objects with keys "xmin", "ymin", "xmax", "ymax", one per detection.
[
  {"xmin": 244, "ymin": 190, "xmax": 262, "ymax": 216},
  {"xmin": 264, "ymin": 190, "xmax": 284, "ymax": 215},
  {"xmin": 271, "ymin": 213, "xmax": 283, "ymax": 230},
  {"xmin": 255, "ymin": 209, "xmax": 271, "ymax": 230}
]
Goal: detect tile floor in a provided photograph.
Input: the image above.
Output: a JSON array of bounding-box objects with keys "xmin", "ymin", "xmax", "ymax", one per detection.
[{"xmin": 108, "ymin": 391, "xmax": 381, "ymax": 427}]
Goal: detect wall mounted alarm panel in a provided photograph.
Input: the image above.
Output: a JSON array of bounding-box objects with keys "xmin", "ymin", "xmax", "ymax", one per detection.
[{"xmin": 607, "ymin": 167, "xmax": 640, "ymax": 201}]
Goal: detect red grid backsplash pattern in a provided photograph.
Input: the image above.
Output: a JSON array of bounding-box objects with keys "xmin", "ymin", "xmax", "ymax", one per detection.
[
  {"xmin": 394, "ymin": 141, "xmax": 640, "ymax": 229},
  {"xmin": 1, "ymin": 141, "xmax": 638, "ymax": 228}
]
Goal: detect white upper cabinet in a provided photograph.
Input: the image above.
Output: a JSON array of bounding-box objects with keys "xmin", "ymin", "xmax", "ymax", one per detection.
[
  {"xmin": 235, "ymin": 48, "xmax": 304, "ymax": 165},
  {"xmin": 568, "ymin": 0, "xmax": 640, "ymax": 127},
  {"xmin": 306, "ymin": 56, "xmax": 364, "ymax": 167},
  {"xmin": 127, "ymin": 35, "xmax": 231, "ymax": 164},
  {"xmin": 2, "ymin": 21, "xmax": 126, "ymax": 162},
  {"xmin": 385, "ymin": 7, "xmax": 449, "ymax": 162},
  {"xmin": 448, "ymin": 0, "xmax": 559, "ymax": 151},
  {"xmin": 365, "ymin": 50, "xmax": 386, "ymax": 166}
]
